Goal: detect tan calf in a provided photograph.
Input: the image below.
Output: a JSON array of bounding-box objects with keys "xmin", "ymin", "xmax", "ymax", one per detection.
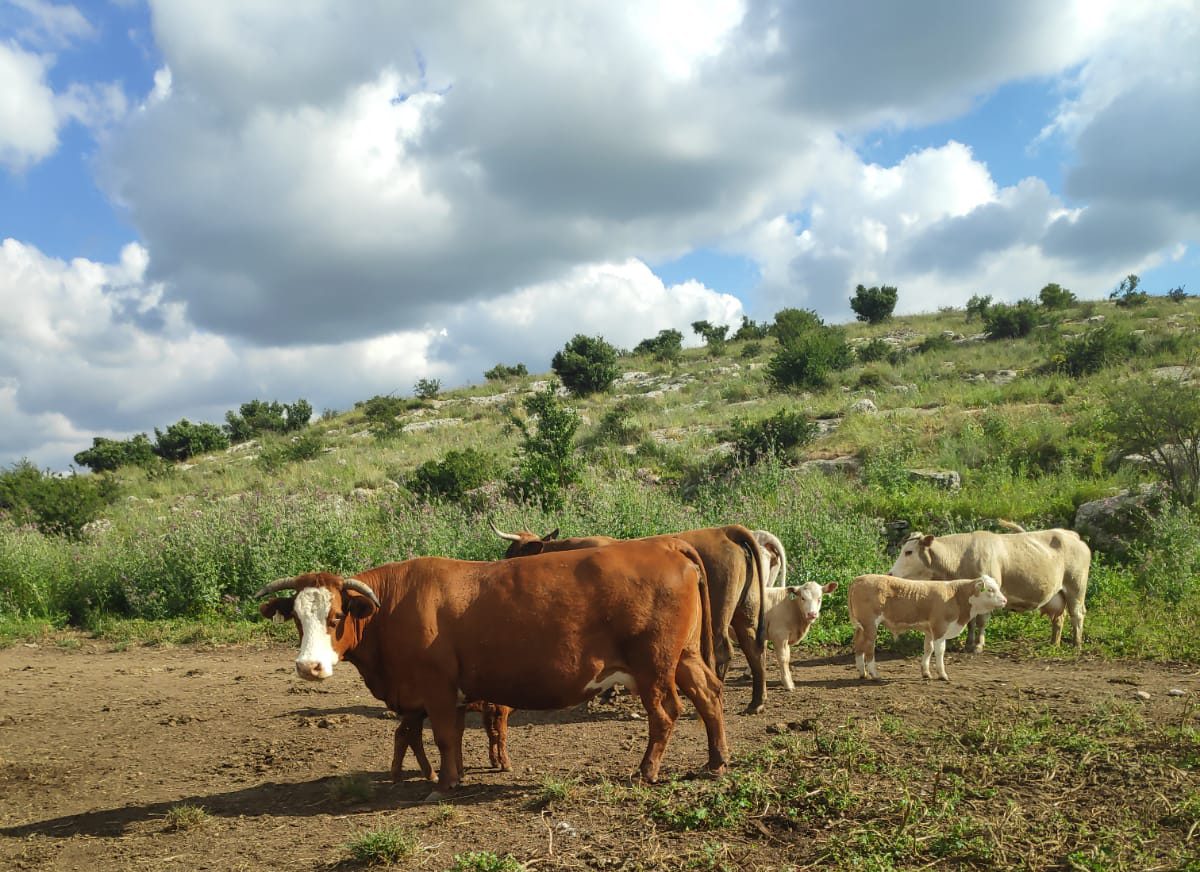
[
  {"xmin": 762, "ymin": 581, "xmax": 836, "ymax": 690},
  {"xmin": 848, "ymin": 574, "xmax": 1008, "ymax": 681}
]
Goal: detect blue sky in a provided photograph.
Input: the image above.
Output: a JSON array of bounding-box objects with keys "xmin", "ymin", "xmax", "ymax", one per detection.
[{"xmin": 1, "ymin": 1, "xmax": 1197, "ymax": 468}]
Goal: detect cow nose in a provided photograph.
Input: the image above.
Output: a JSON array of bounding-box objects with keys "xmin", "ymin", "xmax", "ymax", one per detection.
[
  {"xmin": 295, "ymin": 660, "xmax": 330, "ymax": 681},
  {"xmin": 805, "ymin": 611, "xmax": 819, "ymax": 622}
]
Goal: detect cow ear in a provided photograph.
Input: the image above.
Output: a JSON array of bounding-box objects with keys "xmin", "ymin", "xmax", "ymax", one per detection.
[
  {"xmin": 786, "ymin": 586, "xmax": 800, "ymax": 599},
  {"xmin": 345, "ymin": 593, "xmax": 378, "ymax": 620},
  {"xmin": 543, "ymin": 528, "xmax": 560, "ymax": 541},
  {"xmin": 920, "ymin": 534, "xmax": 935, "ymax": 549},
  {"xmin": 975, "ymin": 579, "xmax": 986, "ymax": 593},
  {"xmin": 259, "ymin": 598, "xmax": 294, "ymax": 621},
  {"xmin": 822, "ymin": 581, "xmax": 839, "ymax": 594}
]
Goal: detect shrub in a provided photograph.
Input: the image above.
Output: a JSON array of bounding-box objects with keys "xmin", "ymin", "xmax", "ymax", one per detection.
[
  {"xmin": 1111, "ymin": 273, "xmax": 1149, "ymax": 308},
  {"xmin": 484, "ymin": 362, "xmax": 528, "ymax": 381},
  {"xmin": 849, "ymin": 284, "xmax": 898, "ymax": 324},
  {"xmin": 0, "ymin": 461, "xmax": 118, "ymax": 538},
  {"xmin": 1038, "ymin": 283, "xmax": 1077, "ymax": 310},
  {"xmin": 982, "ymin": 300, "xmax": 1039, "ymax": 339},
  {"xmin": 1130, "ymin": 505, "xmax": 1200, "ymax": 603},
  {"xmin": 411, "ymin": 448, "xmax": 500, "ymax": 502},
  {"xmin": 256, "ymin": 431, "xmax": 325, "ymax": 472},
  {"xmin": 965, "ymin": 294, "xmax": 992, "ymax": 321},
  {"xmin": 360, "ymin": 394, "xmax": 419, "ymax": 440},
  {"xmin": 732, "ymin": 315, "xmax": 770, "ymax": 341},
  {"xmin": 223, "ymin": 398, "xmax": 311, "ymax": 442},
  {"xmin": 1168, "ymin": 285, "xmax": 1189, "ymax": 303},
  {"xmin": 1052, "ymin": 324, "xmax": 1141, "ymax": 377},
  {"xmin": 767, "ymin": 327, "xmax": 853, "ymax": 391},
  {"xmin": 590, "ymin": 398, "xmax": 650, "ymax": 446},
  {"xmin": 916, "ymin": 333, "xmax": 953, "ymax": 354},
  {"xmin": 508, "ymin": 383, "xmax": 582, "ymax": 511},
  {"xmin": 725, "ymin": 410, "xmax": 817, "ymax": 466},
  {"xmin": 856, "ymin": 338, "xmax": 891, "ymax": 362},
  {"xmin": 770, "ymin": 307, "xmax": 824, "ymax": 346},
  {"xmin": 73, "ymin": 434, "xmax": 156, "ymax": 473},
  {"xmin": 345, "ymin": 827, "xmax": 419, "ymax": 865},
  {"xmin": 740, "ymin": 341, "xmax": 763, "ymax": 359},
  {"xmin": 450, "ymin": 851, "xmax": 523, "ymax": 872},
  {"xmin": 552, "ymin": 334, "xmax": 620, "ymax": 396},
  {"xmin": 153, "ymin": 419, "xmax": 229, "ymax": 461},
  {"xmin": 414, "ymin": 377, "xmax": 441, "ymax": 399},
  {"xmin": 1103, "ymin": 377, "xmax": 1200, "ymax": 505},
  {"xmin": 692, "ymin": 320, "xmax": 729, "ymax": 355},
  {"xmin": 633, "ymin": 328, "xmax": 684, "ymax": 363},
  {"xmin": 855, "ymin": 367, "xmax": 892, "ymax": 390}
]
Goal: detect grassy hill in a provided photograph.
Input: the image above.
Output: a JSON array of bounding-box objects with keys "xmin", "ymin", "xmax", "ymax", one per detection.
[{"xmin": 4, "ymin": 295, "xmax": 1200, "ymax": 657}]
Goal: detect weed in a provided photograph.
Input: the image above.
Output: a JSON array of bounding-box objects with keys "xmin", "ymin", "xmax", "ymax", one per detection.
[
  {"xmin": 450, "ymin": 850, "xmax": 523, "ymax": 871},
  {"xmin": 344, "ymin": 826, "xmax": 419, "ymax": 865},
  {"xmin": 163, "ymin": 803, "xmax": 209, "ymax": 831},
  {"xmin": 533, "ymin": 774, "xmax": 578, "ymax": 808},
  {"xmin": 328, "ymin": 774, "xmax": 376, "ymax": 804}
]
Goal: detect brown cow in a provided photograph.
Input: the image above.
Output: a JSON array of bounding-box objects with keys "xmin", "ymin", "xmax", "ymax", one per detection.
[
  {"xmin": 256, "ymin": 539, "xmax": 728, "ymax": 798},
  {"xmin": 492, "ymin": 523, "xmax": 770, "ymax": 713}
]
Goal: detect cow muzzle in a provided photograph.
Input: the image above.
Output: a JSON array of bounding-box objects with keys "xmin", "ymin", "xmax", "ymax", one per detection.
[{"xmin": 295, "ymin": 659, "xmax": 334, "ymax": 681}]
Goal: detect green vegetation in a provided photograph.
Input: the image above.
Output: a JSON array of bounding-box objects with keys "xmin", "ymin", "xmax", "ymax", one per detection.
[
  {"xmin": 414, "ymin": 377, "xmax": 442, "ymax": 399},
  {"xmin": 507, "ymin": 383, "xmax": 582, "ymax": 511},
  {"xmin": 724, "ymin": 409, "xmax": 817, "ymax": 466},
  {"xmin": 162, "ymin": 803, "xmax": 210, "ymax": 831},
  {"xmin": 634, "ymin": 328, "xmax": 684, "ymax": 362},
  {"xmin": 484, "ymin": 362, "xmax": 528, "ymax": 381},
  {"xmin": 449, "ymin": 851, "xmax": 523, "ymax": 872},
  {"xmin": 551, "ymin": 333, "xmax": 620, "ymax": 396},
  {"xmin": 849, "ymin": 283, "xmax": 898, "ymax": 324},
  {"xmin": 1111, "ymin": 273, "xmax": 1150, "ymax": 308},
  {"xmin": 343, "ymin": 826, "xmax": 419, "ymax": 865},
  {"xmin": 411, "ymin": 448, "xmax": 500, "ymax": 502},
  {"xmin": 691, "ymin": 319, "xmax": 729, "ymax": 355},
  {"xmin": 1038, "ymin": 282, "xmax": 1077, "ymax": 310},
  {"xmin": 982, "ymin": 299, "xmax": 1039, "ymax": 339}
]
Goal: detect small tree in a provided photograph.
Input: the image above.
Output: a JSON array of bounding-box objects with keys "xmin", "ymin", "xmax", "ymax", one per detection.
[
  {"xmin": 1053, "ymin": 324, "xmax": 1141, "ymax": 377},
  {"xmin": 1110, "ymin": 274, "xmax": 1149, "ymax": 308},
  {"xmin": 0, "ymin": 460, "xmax": 118, "ymax": 538},
  {"xmin": 1103, "ymin": 378, "xmax": 1200, "ymax": 505},
  {"xmin": 284, "ymin": 399, "xmax": 313, "ymax": 431},
  {"xmin": 74, "ymin": 434, "xmax": 157, "ymax": 472},
  {"xmin": 153, "ymin": 419, "xmax": 229, "ymax": 461},
  {"xmin": 633, "ymin": 328, "xmax": 683, "ymax": 363},
  {"xmin": 770, "ymin": 308, "xmax": 824, "ymax": 346},
  {"xmin": 1168, "ymin": 285, "xmax": 1189, "ymax": 303},
  {"xmin": 414, "ymin": 378, "xmax": 441, "ymax": 399},
  {"xmin": 361, "ymin": 395, "xmax": 411, "ymax": 440},
  {"xmin": 982, "ymin": 300, "xmax": 1039, "ymax": 339},
  {"xmin": 725, "ymin": 410, "xmax": 818, "ymax": 466},
  {"xmin": 507, "ymin": 383, "xmax": 581, "ymax": 511},
  {"xmin": 551, "ymin": 334, "xmax": 619, "ymax": 396},
  {"xmin": 732, "ymin": 316, "xmax": 770, "ymax": 341},
  {"xmin": 965, "ymin": 294, "xmax": 993, "ymax": 321},
  {"xmin": 767, "ymin": 326, "xmax": 853, "ymax": 390},
  {"xmin": 1038, "ymin": 283, "xmax": 1077, "ymax": 310},
  {"xmin": 484, "ymin": 362, "xmax": 528, "ymax": 382},
  {"xmin": 691, "ymin": 320, "xmax": 729, "ymax": 355},
  {"xmin": 411, "ymin": 448, "xmax": 500, "ymax": 502},
  {"xmin": 849, "ymin": 284, "xmax": 898, "ymax": 324}
]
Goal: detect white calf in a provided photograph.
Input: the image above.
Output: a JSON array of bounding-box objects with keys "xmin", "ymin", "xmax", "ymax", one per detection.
[{"xmin": 762, "ymin": 581, "xmax": 837, "ymax": 690}]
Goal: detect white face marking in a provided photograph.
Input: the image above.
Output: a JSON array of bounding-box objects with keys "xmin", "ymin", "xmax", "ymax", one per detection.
[
  {"xmin": 293, "ymin": 587, "xmax": 338, "ymax": 680},
  {"xmin": 968, "ymin": 575, "xmax": 1007, "ymax": 616},
  {"xmin": 585, "ymin": 670, "xmax": 636, "ymax": 694}
]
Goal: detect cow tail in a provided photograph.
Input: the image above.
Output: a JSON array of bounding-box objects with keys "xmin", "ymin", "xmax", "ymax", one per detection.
[
  {"xmin": 730, "ymin": 526, "xmax": 768, "ymax": 650},
  {"xmin": 685, "ymin": 543, "xmax": 717, "ymax": 674}
]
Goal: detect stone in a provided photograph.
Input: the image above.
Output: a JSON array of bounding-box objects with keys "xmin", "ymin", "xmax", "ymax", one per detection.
[
  {"xmin": 1167, "ymin": 689, "xmax": 1186, "ymax": 697},
  {"xmin": 800, "ymin": 456, "xmax": 862, "ymax": 476},
  {"xmin": 906, "ymin": 468, "xmax": 962, "ymax": 490},
  {"xmin": 1133, "ymin": 690, "xmax": 1151, "ymax": 701},
  {"xmin": 1074, "ymin": 484, "xmax": 1169, "ymax": 557},
  {"xmin": 992, "ymin": 370, "xmax": 1018, "ymax": 385},
  {"xmin": 850, "ymin": 398, "xmax": 878, "ymax": 414}
]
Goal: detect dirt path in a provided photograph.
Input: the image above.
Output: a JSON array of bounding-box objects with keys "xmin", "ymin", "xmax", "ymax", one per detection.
[{"xmin": 1, "ymin": 640, "xmax": 1196, "ymax": 871}]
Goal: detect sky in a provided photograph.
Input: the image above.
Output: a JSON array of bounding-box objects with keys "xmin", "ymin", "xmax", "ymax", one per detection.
[{"xmin": 1, "ymin": 0, "xmax": 1198, "ymax": 470}]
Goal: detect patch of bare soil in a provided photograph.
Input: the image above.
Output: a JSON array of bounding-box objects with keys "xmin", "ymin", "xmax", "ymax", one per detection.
[{"xmin": 1, "ymin": 641, "xmax": 1196, "ymax": 870}]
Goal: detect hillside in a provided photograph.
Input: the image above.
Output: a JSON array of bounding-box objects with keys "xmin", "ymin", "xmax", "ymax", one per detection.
[{"xmin": 4, "ymin": 295, "xmax": 1200, "ymax": 659}]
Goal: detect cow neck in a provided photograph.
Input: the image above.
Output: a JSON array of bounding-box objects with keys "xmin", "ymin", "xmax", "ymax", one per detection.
[
  {"xmin": 340, "ymin": 578, "xmax": 396, "ymax": 704},
  {"xmin": 952, "ymin": 581, "xmax": 977, "ymax": 623}
]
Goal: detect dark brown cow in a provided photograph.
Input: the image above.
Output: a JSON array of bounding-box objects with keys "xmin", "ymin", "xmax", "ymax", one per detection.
[
  {"xmin": 493, "ymin": 523, "xmax": 770, "ymax": 713},
  {"xmin": 256, "ymin": 539, "xmax": 728, "ymax": 798}
]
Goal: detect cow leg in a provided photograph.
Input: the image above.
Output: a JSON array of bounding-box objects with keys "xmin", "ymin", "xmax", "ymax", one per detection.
[
  {"xmin": 424, "ymin": 696, "xmax": 466, "ymax": 799},
  {"xmin": 968, "ymin": 613, "xmax": 988, "ymax": 653},
  {"xmin": 731, "ymin": 616, "xmax": 767, "ymax": 715},
  {"xmin": 635, "ymin": 680, "xmax": 680, "ymax": 784},
  {"xmin": 1068, "ymin": 598, "xmax": 1086, "ymax": 651},
  {"xmin": 675, "ymin": 651, "xmax": 730, "ymax": 774},
  {"xmin": 483, "ymin": 704, "xmax": 513, "ymax": 772},
  {"xmin": 713, "ymin": 626, "xmax": 735, "ymax": 682},
  {"xmin": 921, "ymin": 634, "xmax": 934, "ymax": 679},
  {"xmin": 392, "ymin": 711, "xmax": 433, "ymax": 781},
  {"xmin": 775, "ymin": 639, "xmax": 795, "ymax": 692},
  {"xmin": 853, "ymin": 623, "xmax": 879, "ymax": 680},
  {"xmin": 933, "ymin": 637, "xmax": 950, "ymax": 681}
]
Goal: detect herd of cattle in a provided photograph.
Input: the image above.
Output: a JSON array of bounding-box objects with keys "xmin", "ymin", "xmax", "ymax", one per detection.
[{"xmin": 254, "ymin": 522, "xmax": 1092, "ymax": 799}]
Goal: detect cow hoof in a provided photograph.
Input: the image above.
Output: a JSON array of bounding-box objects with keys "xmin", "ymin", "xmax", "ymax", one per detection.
[
  {"xmin": 970, "ymin": 644, "xmax": 984, "ymax": 654},
  {"xmin": 742, "ymin": 702, "xmax": 765, "ymax": 715},
  {"xmin": 424, "ymin": 787, "xmax": 456, "ymax": 803}
]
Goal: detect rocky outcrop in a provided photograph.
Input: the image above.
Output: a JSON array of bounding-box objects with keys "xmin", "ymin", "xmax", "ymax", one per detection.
[{"xmin": 1073, "ymin": 484, "xmax": 1169, "ymax": 556}]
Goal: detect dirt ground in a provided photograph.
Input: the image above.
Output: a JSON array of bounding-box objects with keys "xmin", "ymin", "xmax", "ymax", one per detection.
[{"xmin": 1, "ymin": 638, "xmax": 1196, "ymax": 871}]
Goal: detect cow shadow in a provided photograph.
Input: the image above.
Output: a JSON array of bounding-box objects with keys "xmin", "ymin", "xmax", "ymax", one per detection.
[{"xmin": 0, "ymin": 771, "xmax": 522, "ymax": 839}]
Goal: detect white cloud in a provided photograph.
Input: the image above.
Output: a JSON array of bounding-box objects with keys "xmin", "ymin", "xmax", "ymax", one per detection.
[
  {"xmin": 0, "ymin": 42, "xmax": 59, "ymax": 171},
  {"xmin": 7, "ymin": 0, "xmax": 95, "ymax": 50}
]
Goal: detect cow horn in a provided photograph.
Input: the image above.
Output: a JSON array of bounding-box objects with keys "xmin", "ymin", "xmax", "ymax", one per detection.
[
  {"xmin": 253, "ymin": 577, "xmax": 299, "ymax": 598},
  {"xmin": 343, "ymin": 578, "xmax": 381, "ymax": 608},
  {"xmin": 489, "ymin": 520, "xmax": 523, "ymax": 542}
]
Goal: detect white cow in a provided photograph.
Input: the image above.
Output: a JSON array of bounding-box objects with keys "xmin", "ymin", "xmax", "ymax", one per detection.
[
  {"xmin": 889, "ymin": 528, "xmax": 1090, "ymax": 652},
  {"xmin": 762, "ymin": 581, "xmax": 837, "ymax": 690},
  {"xmin": 849, "ymin": 574, "xmax": 1008, "ymax": 681}
]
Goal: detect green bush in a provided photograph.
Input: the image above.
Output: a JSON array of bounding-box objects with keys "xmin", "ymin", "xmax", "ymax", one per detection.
[
  {"xmin": 849, "ymin": 284, "xmax": 898, "ymax": 324},
  {"xmin": 982, "ymin": 300, "xmax": 1039, "ymax": 339},
  {"xmin": 1168, "ymin": 285, "xmax": 1189, "ymax": 303},
  {"xmin": 589, "ymin": 398, "xmax": 650, "ymax": 447},
  {"xmin": 224, "ymin": 399, "xmax": 311, "ymax": 443},
  {"xmin": 1111, "ymin": 274, "xmax": 1149, "ymax": 308},
  {"xmin": 856, "ymin": 338, "xmax": 892, "ymax": 362},
  {"xmin": 257, "ymin": 431, "xmax": 325, "ymax": 472},
  {"xmin": 692, "ymin": 320, "xmax": 729, "ymax": 355},
  {"xmin": 767, "ymin": 327, "xmax": 853, "ymax": 391},
  {"xmin": 1103, "ymin": 378, "xmax": 1200, "ymax": 505},
  {"xmin": 1130, "ymin": 506, "xmax": 1200, "ymax": 603},
  {"xmin": 552, "ymin": 334, "xmax": 620, "ymax": 396},
  {"xmin": 1052, "ymin": 324, "xmax": 1141, "ymax": 377},
  {"xmin": 916, "ymin": 333, "xmax": 953, "ymax": 354},
  {"xmin": 154, "ymin": 419, "xmax": 229, "ymax": 461},
  {"xmin": 411, "ymin": 448, "xmax": 500, "ymax": 502},
  {"xmin": 725, "ymin": 410, "xmax": 817, "ymax": 466},
  {"xmin": 0, "ymin": 461, "xmax": 119, "ymax": 538},
  {"xmin": 770, "ymin": 307, "xmax": 824, "ymax": 345},
  {"xmin": 1038, "ymin": 283, "xmax": 1077, "ymax": 310},
  {"xmin": 633, "ymin": 328, "xmax": 684, "ymax": 363},
  {"xmin": 484, "ymin": 362, "xmax": 528, "ymax": 381},
  {"xmin": 740, "ymin": 341, "xmax": 763, "ymax": 359},
  {"xmin": 360, "ymin": 394, "xmax": 421, "ymax": 440},
  {"xmin": 413, "ymin": 377, "xmax": 441, "ymax": 399},
  {"xmin": 855, "ymin": 366, "xmax": 892, "ymax": 390},
  {"xmin": 74, "ymin": 434, "xmax": 157, "ymax": 473},
  {"xmin": 965, "ymin": 294, "xmax": 992, "ymax": 321},
  {"xmin": 508, "ymin": 384, "xmax": 582, "ymax": 511},
  {"xmin": 732, "ymin": 315, "xmax": 770, "ymax": 341}
]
